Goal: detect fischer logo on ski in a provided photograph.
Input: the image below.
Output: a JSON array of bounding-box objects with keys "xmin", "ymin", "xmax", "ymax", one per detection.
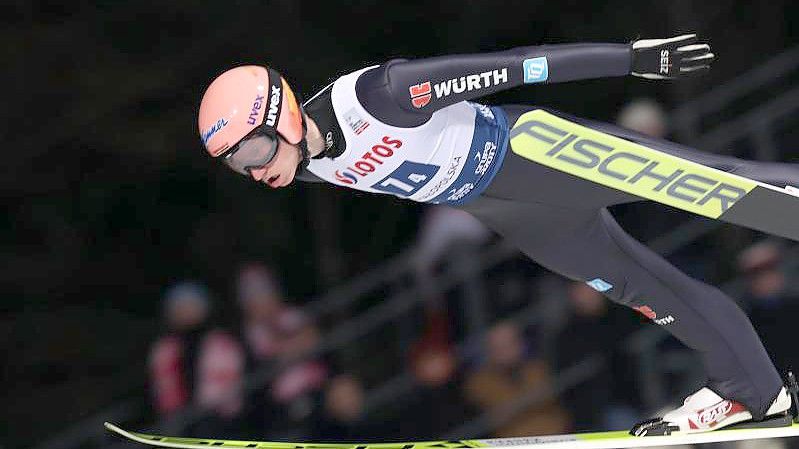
[{"xmin": 509, "ymin": 110, "xmax": 757, "ymax": 219}]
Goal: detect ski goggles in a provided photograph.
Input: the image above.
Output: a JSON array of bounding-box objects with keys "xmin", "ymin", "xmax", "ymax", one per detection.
[{"xmin": 222, "ymin": 128, "xmax": 280, "ymax": 176}]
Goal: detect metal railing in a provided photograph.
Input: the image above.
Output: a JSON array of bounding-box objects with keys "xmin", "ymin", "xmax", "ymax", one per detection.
[{"xmin": 671, "ymin": 45, "xmax": 799, "ymax": 154}]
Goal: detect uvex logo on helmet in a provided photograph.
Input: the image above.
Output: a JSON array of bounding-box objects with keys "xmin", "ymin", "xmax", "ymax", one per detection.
[
  {"xmin": 246, "ymin": 95, "xmax": 264, "ymax": 125},
  {"xmin": 265, "ymin": 84, "xmax": 281, "ymax": 126}
]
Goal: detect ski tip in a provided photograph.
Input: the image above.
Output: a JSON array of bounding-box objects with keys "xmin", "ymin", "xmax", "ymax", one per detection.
[{"xmin": 104, "ymin": 422, "xmax": 124, "ymax": 434}]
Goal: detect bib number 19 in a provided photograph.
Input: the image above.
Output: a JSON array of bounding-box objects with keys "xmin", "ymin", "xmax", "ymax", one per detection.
[{"xmin": 371, "ymin": 161, "xmax": 439, "ymax": 197}]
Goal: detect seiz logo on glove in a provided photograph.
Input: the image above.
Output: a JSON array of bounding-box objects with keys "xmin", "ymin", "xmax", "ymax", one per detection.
[
  {"xmin": 631, "ymin": 33, "xmax": 715, "ymax": 80},
  {"xmin": 660, "ymin": 50, "xmax": 670, "ymax": 75}
]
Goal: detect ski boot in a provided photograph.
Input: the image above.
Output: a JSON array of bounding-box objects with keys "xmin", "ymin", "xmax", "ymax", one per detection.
[{"xmin": 630, "ymin": 371, "xmax": 799, "ymax": 436}]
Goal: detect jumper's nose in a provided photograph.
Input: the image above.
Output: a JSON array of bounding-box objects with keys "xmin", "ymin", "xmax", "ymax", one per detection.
[{"xmin": 248, "ymin": 166, "xmax": 269, "ymax": 181}]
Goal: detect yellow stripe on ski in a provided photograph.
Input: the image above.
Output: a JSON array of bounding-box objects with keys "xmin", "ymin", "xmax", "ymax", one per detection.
[
  {"xmin": 104, "ymin": 423, "xmax": 486, "ymax": 449},
  {"xmin": 509, "ymin": 110, "xmax": 757, "ymax": 219},
  {"xmin": 105, "ymin": 421, "xmax": 799, "ymax": 449}
]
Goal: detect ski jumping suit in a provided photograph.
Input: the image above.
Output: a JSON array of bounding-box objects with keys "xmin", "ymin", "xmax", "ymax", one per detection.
[{"xmin": 300, "ymin": 42, "xmax": 793, "ymax": 418}]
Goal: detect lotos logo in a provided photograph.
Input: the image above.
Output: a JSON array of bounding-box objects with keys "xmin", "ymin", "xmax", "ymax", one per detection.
[
  {"xmin": 247, "ymin": 95, "xmax": 265, "ymax": 125},
  {"xmin": 265, "ymin": 85, "xmax": 281, "ymax": 126},
  {"xmin": 201, "ymin": 118, "xmax": 229, "ymax": 145},
  {"xmin": 335, "ymin": 170, "xmax": 357, "ymax": 185},
  {"xmin": 409, "ymin": 82, "xmax": 432, "ymax": 108},
  {"xmin": 335, "ymin": 136, "xmax": 403, "ymax": 184}
]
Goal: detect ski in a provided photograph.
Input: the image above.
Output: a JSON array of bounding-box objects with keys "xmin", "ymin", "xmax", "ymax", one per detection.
[
  {"xmin": 105, "ymin": 421, "xmax": 799, "ymax": 449},
  {"xmin": 509, "ymin": 110, "xmax": 799, "ymax": 241}
]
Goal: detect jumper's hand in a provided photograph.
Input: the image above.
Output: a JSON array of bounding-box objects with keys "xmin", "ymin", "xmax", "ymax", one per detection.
[{"xmin": 631, "ymin": 34, "xmax": 714, "ymax": 80}]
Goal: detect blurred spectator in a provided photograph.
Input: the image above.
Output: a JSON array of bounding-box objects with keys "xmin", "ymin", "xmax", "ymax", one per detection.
[
  {"xmin": 148, "ymin": 281, "xmax": 247, "ymax": 436},
  {"xmin": 414, "ymin": 205, "xmax": 493, "ymax": 340},
  {"xmin": 237, "ymin": 263, "xmax": 299, "ymax": 360},
  {"xmin": 614, "ymin": 97, "xmax": 682, "ymax": 245},
  {"xmin": 414, "ymin": 206, "xmax": 492, "ymax": 273},
  {"xmin": 402, "ymin": 307, "xmax": 471, "ymax": 438},
  {"xmin": 552, "ymin": 282, "xmax": 639, "ymax": 432},
  {"xmin": 236, "ymin": 262, "xmax": 327, "ymax": 437},
  {"xmin": 193, "ymin": 329, "xmax": 247, "ymax": 437},
  {"xmin": 464, "ymin": 322, "xmax": 569, "ymax": 437},
  {"xmin": 314, "ymin": 375, "xmax": 381, "ymax": 441},
  {"xmin": 414, "ymin": 206, "xmax": 491, "ymax": 298},
  {"xmin": 148, "ymin": 281, "xmax": 212, "ymax": 416},
  {"xmin": 739, "ymin": 240, "xmax": 788, "ymax": 301},
  {"xmin": 738, "ymin": 241, "xmax": 799, "ymax": 374},
  {"xmin": 616, "ymin": 97, "xmax": 668, "ymax": 138},
  {"xmin": 269, "ymin": 318, "xmax": 328, "ymax": 437},
  {"xmin": 271, "ymin": 320, "xmax": 327, "ymax": 403}
]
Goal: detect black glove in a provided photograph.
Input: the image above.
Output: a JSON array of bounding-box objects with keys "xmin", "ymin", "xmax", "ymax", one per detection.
[{"xmin": 631, "ymin": 34, "xmax": 715, "ymax": 79}]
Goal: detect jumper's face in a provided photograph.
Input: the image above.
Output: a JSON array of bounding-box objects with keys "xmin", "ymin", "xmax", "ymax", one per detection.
[{"xmin": 246, "ymin": 137, "xmax": 302, "ymax": 188}]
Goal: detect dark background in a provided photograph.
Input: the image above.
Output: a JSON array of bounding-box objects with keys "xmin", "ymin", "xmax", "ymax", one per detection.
[{"xmin": 3, "ymin": 1, "xmax": 798, "ymax": 447}]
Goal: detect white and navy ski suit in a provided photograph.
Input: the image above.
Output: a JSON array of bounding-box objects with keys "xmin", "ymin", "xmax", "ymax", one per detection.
[{"xmin": 299, "ymin": 42, "xmax": 792, "ymax": 418}]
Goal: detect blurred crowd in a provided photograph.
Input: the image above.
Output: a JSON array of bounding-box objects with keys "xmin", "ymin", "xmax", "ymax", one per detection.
[
  {"xmin": 145, "ymin": 99, "xmax": 799, "ymax": 448},
  {"xmin": 149, "ymin": 263, "xmax": 327, "ymax": 439},
  {"xmin": 147, "ymin": 240, "xmax": 799, "ymax": 446}
]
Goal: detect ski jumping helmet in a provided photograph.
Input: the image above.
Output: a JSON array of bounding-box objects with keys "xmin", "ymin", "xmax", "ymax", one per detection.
[{"xmin": 198, "ymin": 65, "xmax": 307, "ymax": 175}]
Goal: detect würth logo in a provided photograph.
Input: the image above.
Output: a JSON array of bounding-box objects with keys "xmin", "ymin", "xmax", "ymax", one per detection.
[
  {"xmin": 409, "ymin": 82, "xmax": 432, "ymax": 108},
  {"xmin": 409, "ymin": 69, "xmax": 509, "ymax": 109}
]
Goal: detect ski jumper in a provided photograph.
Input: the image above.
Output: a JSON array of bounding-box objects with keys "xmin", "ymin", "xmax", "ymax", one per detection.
[{"xmin": 300, "ymin": 43, "xmax": 793, "ymax": 417}]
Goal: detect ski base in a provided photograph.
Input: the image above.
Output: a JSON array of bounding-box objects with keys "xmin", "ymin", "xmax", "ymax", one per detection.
[{"xmin": 105, "ymin": 420, "xmax": 799, "ymax": 449}]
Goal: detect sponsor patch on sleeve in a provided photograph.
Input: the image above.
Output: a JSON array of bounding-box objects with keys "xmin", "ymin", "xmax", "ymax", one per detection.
[
  {"xmin": 523, "ymin": 57, "xmax": 549, "ymax": 84},
  {"xmin": 586, "ymin": 278, "xmax": 613, "ymax": 292}
]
